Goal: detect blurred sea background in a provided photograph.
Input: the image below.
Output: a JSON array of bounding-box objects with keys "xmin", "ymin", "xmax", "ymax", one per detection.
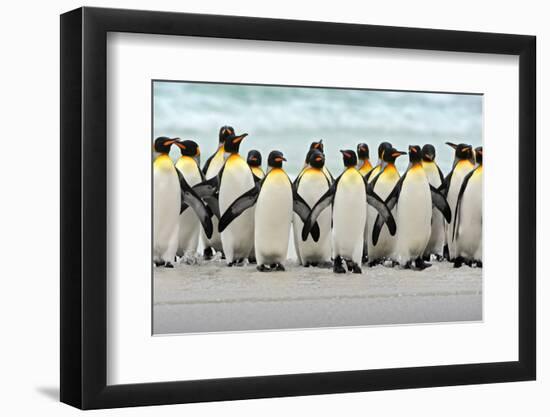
[{"xmin": 153, "ymin": 81, "xmax": 482, "ymax": 178}]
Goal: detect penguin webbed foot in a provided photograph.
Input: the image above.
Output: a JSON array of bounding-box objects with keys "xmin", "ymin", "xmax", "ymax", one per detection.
[
  {"xmin": 270, "ymin": 263, "xmax": 285, "ymax": 271},
  {"xmin": 453, "ymin": 256, "xmax": 465, "ymax": 268},
  {"xmin": 228, "ymin": 258, "xmax": 246, "ymax": 267},
  {"xmin": 333, "ymin": 256, "xmax": 346, "ymax": 274},
  {"xmin": 257, "ymin": 264, "xmax": 270, "ymax": 272},
  {"xmin": 164, "ymin": 262, "xmax": 174, "ymax": 268},
  {"xmin": 203, "ymin": 247, "xmax": 215, "ymax": 260},
  {"xmin": 414, "ymin": 257, "xmax": 431, "ymax": 271}
]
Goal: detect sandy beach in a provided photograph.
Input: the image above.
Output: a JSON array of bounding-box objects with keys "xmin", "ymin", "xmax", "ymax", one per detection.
[{"xmin": 153, "ymin": 258, "xmax": 482, "ymax": 335}]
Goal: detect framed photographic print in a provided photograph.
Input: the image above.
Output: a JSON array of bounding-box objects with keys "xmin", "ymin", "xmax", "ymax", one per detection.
[{"xmin": 60, "ymin": 6, "xmax": 536, "ymax": 409}]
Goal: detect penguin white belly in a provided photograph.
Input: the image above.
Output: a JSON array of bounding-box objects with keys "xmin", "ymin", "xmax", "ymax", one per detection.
[
  {"xmin": 175, "ymin": 157, "xmax": 202, "ymax": 257},
  {"xmin": 446, "ymin": 161, "xmax": 475, "ymax": 259},
  {"xmin": 367, "ymin": 168, "xmax": 400, "ymax": 261},
  {"xmin": 153, "ymin": 156, "xmax": 181, "ymax": 263},
  {"xmin": 422, "ymin": 162, "xmax": 445, "ymax": 257},
  {"xmin": 219, "ymin": 155, "xmax": 255, "ymax": 262},
  {"xmin": 394, "ymin": 169, "xmax": 432, "ymax": 263},
  {"xmin": 201, "ymin": 150, "xmax": 225, "ymax": 253},
  {"xmin": 255, "ymin": 170, "xmax": 293, "ymax": 265},
  {"xmin": 456, "ymin": 168, "xmax": 482, "ymax": 260},
  {"xmin": 293, "ymin": 169, "xmax": 332, "ymax": 264},
  {"xmin": 333, "ymin": 169, "xmax": 366, "ymax": 264}
]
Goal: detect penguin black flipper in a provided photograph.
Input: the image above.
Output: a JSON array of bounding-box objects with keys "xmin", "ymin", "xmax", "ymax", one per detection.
[
  {"xmin": 218, "ymin": 184, "xmax": 260, "ymax": 233},
  {"xmin": 371, "ymin": 171, "xmax": 408, "ymax": 246},
  {"xmin": 301, "ymin": 178, "xmax": 339, "ymax": 241},
  {"xmin": 292, "ymin": 187, "xmax": 321, "ymax": 242},
  {"xmin": 430, "ymin": 184, "xmax": 452, "ymax": 224},
  {"xmin": 192, "ymin": 176, "xmax": 219, "ymax": 199},
  {"xmin": 451, "ymin": 167, "xmax": 477, "ymax": 241},
  {"xmin": 176, "ymin": 169, "xmax": 214, "ymax": 239},
  {"xmin": 201, "ymin": 152, "xmax": 217, "ymax": 176},
  {"xmin": 436, "ymin": 164, "xmax": 445, "ymax": 185},
  {"xmin": 365, "ymin": 189, "xmax": 397, "ymax": 236}
]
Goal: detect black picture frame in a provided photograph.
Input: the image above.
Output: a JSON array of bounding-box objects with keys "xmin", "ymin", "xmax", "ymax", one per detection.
[{"xmin": 60, "ymin": 6, "xmax": 536, "ymax": 410}]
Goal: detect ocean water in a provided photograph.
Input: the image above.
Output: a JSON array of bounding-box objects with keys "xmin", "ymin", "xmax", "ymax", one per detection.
[{"xmin": 153, "ymin": 81, "xmax": 482, "ymax": 178}]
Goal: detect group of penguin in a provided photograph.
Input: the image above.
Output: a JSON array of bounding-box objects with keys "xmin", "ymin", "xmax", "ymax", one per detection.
[{"xmin": 153, "ymin": 125, "xmax": 483, "ymax": 274}]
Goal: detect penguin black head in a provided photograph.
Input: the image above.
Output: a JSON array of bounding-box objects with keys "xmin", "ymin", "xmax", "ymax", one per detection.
[
  {"xmin": 154, "ymin": 136, "xmax": 179, "ymax": 153},
  {"xmin": 422, "ymin": 144, "xmax": 436, "ymax": 162},
  {"xmin": 175, "ymin": 139, "xmax": 200, "ymax": 158},
  {"xmin": 223, "ymin": 130, "xmax": 248, "ymax": 154},
  {"xmin": 219, "ymin": 126, "xmax": 235, "ymax": 144},
  {"xmin": 247, "ymin": 150, "xmax": 262, "ymax": 167},
  {"xmin": 268, "ymin": 150, "xmax": 286, "ymax": 168},
  {"xmin": 309, "ymin": 140, "xmax": 324, "ymax": 153},
  {"xmin": 475, "ymin": 146, "xmax": 483, "ymax": 164},
  {"xmin": 383, "ymin": 147, "xmax": 406, "ymax": 163},
  {"xmin": 446, "ymin": 142, "xmax": 473, "ymax": 160},
  {"xmin": 357, "ymin": 143, "xmax": 370, "ymax": 160},
  {"xmin": 308, "ymin": 149, "xmax": 325, "ymax": 169},
  {"xmin": 408, "ymin": 145, "xmax": 422, "ymax": 164},
  {"xmin": 340, "ymin": 149, "xmax": 358, "ymax": 167},
  {"xmin": 378, "ymin": 141, "xmax": 392, "ymax": 160}
]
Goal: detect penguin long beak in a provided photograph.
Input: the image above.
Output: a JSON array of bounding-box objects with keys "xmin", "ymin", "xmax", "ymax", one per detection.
[
  {"xmin": 446, "ymin": 142, "xmax": 458, "ymax": 149},
  {"xmin": 392, "ymin": 151, "xmax": 407, "ymax": 158},
  {"xmin": 232, "ymin": 133, "xmax": 248, "ymax": 144},
  {"xmin": 163, "ymin": 138, "xmax": 180, "ymax": 147}
]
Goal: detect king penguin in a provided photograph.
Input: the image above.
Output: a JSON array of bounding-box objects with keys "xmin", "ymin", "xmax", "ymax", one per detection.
[
  {"xmin": 373, "ymin": 145, "xmax": 451, "ymax": 270},
  {"xmin": 452, "ymin": 146, "xmax": 483, "ymax": 268},
  {"xmin": 253, "ymin": 151, "xmax": 294, "ymax": 271},
  {"xmin": 200, "ymin": 126, "xmax": 234, "ymax": 260},
  {"xmin": 174, "ymin": 140, "xmax": 203, "ymax": 258},
  {"xmin": 246, "ymin": 150, "xmax": 265, "ymax": 264},
  {"xmin": 217, "ymin": 128, "xmax": 254, "ymax": 266},
  {"xmin": 365, "ymin": 145, "xmax": 404, "ymax": 266},
  {"xmin": 293, "ymin": 149, "xmax": 332, "ymax": 267},
  {"xmin": 153, "ymin": 137, "xmax": 181, "ymax": 267},
  {"xmin": 302, "ymin": 150, "xmax": 396, "ymax": 274},
  {"xmin": 443, "ymin": 142, "xmax": 475, "ymax": 260},
  {"xmin": 421, "ymin": 144, "xmax": 446, "ymax": 261}
]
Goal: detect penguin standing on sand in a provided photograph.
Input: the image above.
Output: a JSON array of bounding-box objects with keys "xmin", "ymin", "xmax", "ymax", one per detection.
[
  {"xmin": 357, "ymin": 143, "xmax": 373, "ymax": 176},
  {"xmin": 443, "ymin": 142, "xmax": 475, "ymax": 260},
  {"xmin": 246, "ymin": 150, "xmax": 265, "ymax": 264},
  {"xmin": 293, "ymin": 149, "xmax": 332, "ymax": 267},
  {"xmin": 421, "ymin": 144, "xmax": 446, "ymax": 261},
  {"xmin": 372, "ymin": 145, "xmax": 451, "ymax": 270},
  {"xmin": 174, "ymin": 140, "xmax": 203, "ymax": 258},
  {"xmin": 200, "ymin": 126, "xmax": 234, "ymax": 260},
  {"xmin": 452, "ymin": 146, "xmax": 483, "ymax": 268},
  {"xmin": 216, "ymin": 128, "xmax": 254, "ymax": 266},
  {"xmin": 153, "ymin": 137, "xmax": 181, "ymax": 267},
  {"xmin": 302, "ymin": 150, "xmax": 396, "ymax": 274},
  {"xmin": 153, "ymin": 137, "xmax": 213, "ymax": 267},
  {"xmin": 366, "ymin": 145, "xmax": 404, "ymax": 266},
  {"xmin": 219, "ymin": 150, "xmax": 321, "ymax": 271}
]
